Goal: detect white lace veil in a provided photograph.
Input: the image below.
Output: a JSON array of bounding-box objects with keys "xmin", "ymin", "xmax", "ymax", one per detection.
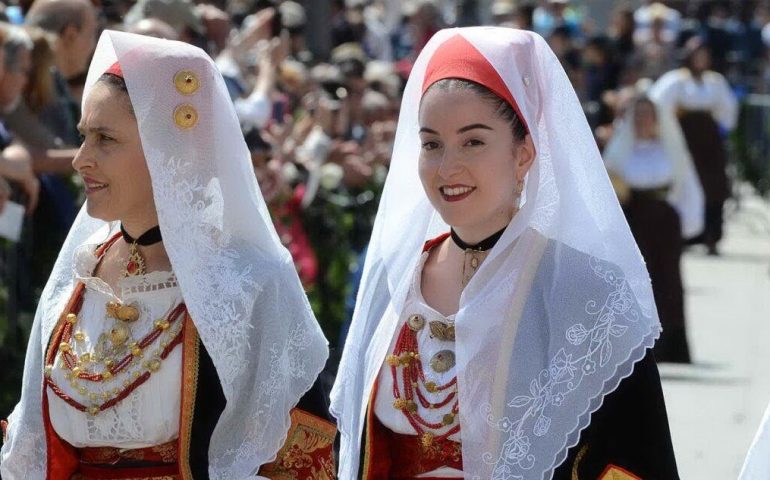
[
  {"xmin": 603, "ymin": 94, "xmax": 704, "ymax": 238},
  {"xmin": 0, "ymin": 30, "xmax": 328, "ymax": 479},
  {"xmin": 331, "ymin": 27, "xmax": 661, "ymax": 479}
]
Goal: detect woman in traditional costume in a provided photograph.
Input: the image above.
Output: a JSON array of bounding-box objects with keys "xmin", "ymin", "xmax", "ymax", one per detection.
[
  {"xmin": 331, "ymin": 27, "xmax": 679, "ymax": 479},
  {"xmin": 0, "ymin": 31, "xmax": 334, "ymax": 479},
  {"xmin": 604, "ymin": 94, "xmax": 703, "ymax": 363},
  {"xmin": 650, "ymin": 38, "xmax": 738, "ymax": 256}
]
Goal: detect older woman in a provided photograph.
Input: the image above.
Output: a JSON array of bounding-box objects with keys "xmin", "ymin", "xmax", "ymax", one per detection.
[
  {"xmin": 0, "ymin": 31, "xmax": 333, "ymax": 479},
  {"xmin": 332, "ymin": 27, "xmax": 678, "ymax": 479}
]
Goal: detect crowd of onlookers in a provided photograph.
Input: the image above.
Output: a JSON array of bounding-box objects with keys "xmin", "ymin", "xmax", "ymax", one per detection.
[{"xmin": 0, "ymin": 0, "xmax": 769, "ymax": 342}]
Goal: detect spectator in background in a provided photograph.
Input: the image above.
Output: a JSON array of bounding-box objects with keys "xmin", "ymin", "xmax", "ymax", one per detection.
[
  {"xmin": 126, "ymin": 17, "xmax": 179, "ymax": 40},
  {"xmin": 25, "ymin": 0, "xmax": 97, "ymax": 144},
  {"xmin": 630, "ymin": 3, "xmax": 678, "ymax": 81},
  {"xmin": 634, "ymin": 1, "xmax": 681, "ymax": 42},
  {"xmin": 581, "ymin": 35, "xmax": 620, "ymax": 103},
  {"xmin": 699, "ymin": 1, "xmax": 738, "ymax": 74},
  {"xmin": 0, "ymin": 23, "xmax": 40, "ymax": 214},
  {"xmin": 123, "ymin": 0, "xmax": 206, "ymax": 48},
  {"xmin": 533, "ymin": 0, "xmax": 581, "ymax": 38},
  {"xmin": 609, "ymin": 6, "xmax": 636, "ymax": 61},
  {"xmin": 548, "ymin": 25, "xmax": 581, "ymax": 87},
  {"xmin": 650, "ymin": 37, "xmax": 738, "ymax": 256}
]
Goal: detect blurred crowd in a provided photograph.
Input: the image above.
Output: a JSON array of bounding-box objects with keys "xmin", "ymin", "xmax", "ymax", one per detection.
[{"xmin": 0, "ymin": 0, "xmax": 769, "ymax": 343}]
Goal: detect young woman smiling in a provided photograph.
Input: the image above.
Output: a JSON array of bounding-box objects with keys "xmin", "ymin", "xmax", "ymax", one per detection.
[{"xmin": 332, "ymin": 28, "xmax": 679, "ymax": 480}]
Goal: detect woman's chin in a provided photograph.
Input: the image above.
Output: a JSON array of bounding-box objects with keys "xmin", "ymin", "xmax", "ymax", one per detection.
[{"xmin": 84, "ymin": 202, "xmax": 116, "ymax": 223}]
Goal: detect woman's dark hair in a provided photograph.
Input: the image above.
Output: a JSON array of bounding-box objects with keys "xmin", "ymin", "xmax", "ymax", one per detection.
[
  {"xmin": 97, "ymin": 72, "xmax": 134, "ymax": 115},
  {"xmin": 425, "ymin": 78, "xmax": 528, "ymax": 142}
]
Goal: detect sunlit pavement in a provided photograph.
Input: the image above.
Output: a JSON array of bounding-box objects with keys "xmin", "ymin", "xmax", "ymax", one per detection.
[{"xmin": 661, "ymin": 187, "xmax": 770, "ymax": 479}]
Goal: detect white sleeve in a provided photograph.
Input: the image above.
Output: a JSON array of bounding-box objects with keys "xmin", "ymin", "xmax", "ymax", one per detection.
[
  {"xmin": 711, "ymin": 74, "xmax": 738, "ymax": 131},
  {"xmin": 648, "ymin": 71, "xmax": 681, "ymax": 114},
  {"xmin": 0, "ymin": 317, "xmax": 46, "ymax": 480},
  {"xmin": 234, "ymin": 92, "xmax": 272, "ymax": 130}
]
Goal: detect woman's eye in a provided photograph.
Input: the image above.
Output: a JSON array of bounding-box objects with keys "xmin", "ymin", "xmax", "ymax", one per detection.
[
  {"xmin": 421, "ymin": 141, "xmax": 439, "ymax": 151},
  {"xmin": 465, "ymin": 138, "xmax": 484, "ymax": 147},
  {"xmin": 99, "ymin": 134, "xmax": 114, "ymax": 143}
]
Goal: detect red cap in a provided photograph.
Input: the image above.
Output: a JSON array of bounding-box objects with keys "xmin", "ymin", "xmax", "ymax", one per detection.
[
  {"xmin": 104, "ymin": 61, "xmax": 123, "ymax": 78},
  {"xmin": 422, "ymin": 34, "xmax": 529, "ymax": 133}
]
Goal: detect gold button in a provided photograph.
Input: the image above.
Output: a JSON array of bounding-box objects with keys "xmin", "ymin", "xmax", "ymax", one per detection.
[
  {"xmin": 407, "ymin": 314, "xmax": 425, "ymax": 331},
  {"xmin": 174, "ymin": 70, "xmax": 200, "ymax": 95},
  {"xmin": 174, "ymin": 104, "xmax": 198, "ymax": 130}
]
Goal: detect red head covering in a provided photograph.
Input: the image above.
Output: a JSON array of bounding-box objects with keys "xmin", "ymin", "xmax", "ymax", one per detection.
[
  {"xmin": 104, "ymin": 61, "xmax": 123, "ymax": 78},
  {"xmin": 421, "ymin": 34, "xmax": 529, "ymax": 133}
]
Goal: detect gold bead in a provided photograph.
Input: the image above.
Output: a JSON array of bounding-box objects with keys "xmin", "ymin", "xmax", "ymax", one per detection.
[
  {"xmin": 66, "ymin": 313, "xmax": 77, "ymax": 324},
  {"xmin": 131, "ymin": 346, "xmax": 142, "ymax": 357},
  {"xmin": 174, "ymin": 70, "xmax": 200, "ymax": 95},
  {"xmin": 80, "ymin": 353, "xmax": 91, "ymax": 363},
  {"xmin": 117, "ymin": 305, "xmax": 140, "ymax": 322},
  {"xmin": 59, "ymin": 342, "xmax": 71, "ymax": 353},
  {"xmin": 73, "ymin": 332, "xmax": 85, "ymax": 342},
  {"xmin": 442, "ymin": 413, "xmax": 455, "ymax": 426},
  {"xmin": 78, "ymin": 386, "xmax": 87, "ymax": 395},
  {"xmin": 71, "ymin": 366, "xmax": 81, "ymax": 376},
  {"xmin": 104, "ymin": 358, "xmax": 114, "ymax": 367},
  {"xmin": 110, "ymin": 325, "xmax": 130, "ymax": 346},
  {"xmin": 386, "ymin": 354, "xmax": 400, "ymax": 367},
  {"xmin": 407, "ymin": 314, "xmax": 425, "ymax": 331},
  {"xmin": 88, "ymin": 406, "xmax": 100, "ymax": 416},
  {"xmin": 393, "ymin": 398, "xmax": 407, "ymax": 410},
  {"xmin": 147, "ymin": 359, "xmax": 161, "ymax": 372},
  {"xmin": 406, "ymin": 400, "xmax": 418, "ymax": 413},
  {"xmin": 102, "ymin": 370, "xmax": 112, "ymax": 380},
  {"xmin": 424, "ymin": 381, "xmax": 437, "ymax": 393},
  {"xmin": 102, "ymin": 392, "xmax": 111, "ymax": 400},
  {"xmin": 44, "ymin": 365, "xmax": 53, "ymax": 378},
  {"xmin": 173, "ymin": 104, "xmax": 199, "ymax": 130},
  {"xmin": 132, "ymin": 371, "xmax": 140, "ymax": 379}
]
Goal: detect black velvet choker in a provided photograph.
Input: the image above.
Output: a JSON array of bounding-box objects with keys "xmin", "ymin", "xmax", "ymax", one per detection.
[
  {"xmin": 450, "ymin": 226, "xmax": 506, "ymax": 252},
  {"xmin": 120, "ymin": 224, "xmax": 162, "ymax": 246}
]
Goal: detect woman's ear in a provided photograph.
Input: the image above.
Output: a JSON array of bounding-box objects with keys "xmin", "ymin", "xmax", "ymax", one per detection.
[{"xmin": 515, "ymin": 134, "xmax": 536, "ymax": 179}]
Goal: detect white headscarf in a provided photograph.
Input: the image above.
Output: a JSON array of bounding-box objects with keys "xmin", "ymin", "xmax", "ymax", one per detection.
[
  {"xmin": 740, "ymin": 400, "xmax": 770, "ymax": 479},
  {"xmin": 0, "ymin": 31, "xmax": 328, "ymax": 479},
  {"xmin": 331, "ymin": 27, "xmax": 661, "ymax": 479},
  {"xmin": 603, "ymin": 94, "xmax": 705, "ymax": 238}
]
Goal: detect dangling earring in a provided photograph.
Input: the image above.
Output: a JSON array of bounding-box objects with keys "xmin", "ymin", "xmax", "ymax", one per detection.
[{"xmin": 513, "ymin": 179, "xmax": 524, "ymax": 213}]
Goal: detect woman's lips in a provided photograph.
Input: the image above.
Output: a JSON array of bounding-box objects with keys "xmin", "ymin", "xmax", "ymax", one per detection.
[
  {"xmin": 440, "ymin": 185, "xmax": 476, "ymax": 202},
  {"xmin": 83, "ymin": 177, "xmax": 108, "ymax": 195}
]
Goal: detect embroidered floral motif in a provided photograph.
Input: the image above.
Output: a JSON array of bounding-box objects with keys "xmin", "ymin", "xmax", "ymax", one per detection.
[
  {"xmin": 484, "ymin": 256, "xmax": 641, "ymax": 478},
  {"xmin": 259, "ymin": 409, "xmax": 336, "ymax": 480}
]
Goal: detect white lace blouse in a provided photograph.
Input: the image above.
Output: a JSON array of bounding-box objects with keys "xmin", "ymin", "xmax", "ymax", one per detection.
[
  {"xmin": 620, "ymin": 140, "xmax": 674, "ymax": 189},
  {"xmin": 46, "ymin": 242, "xmax": 184, "ymax": 448},
  {"xmin": 374, "ymin": 251, "xmax": 463, "ymax": 478}
]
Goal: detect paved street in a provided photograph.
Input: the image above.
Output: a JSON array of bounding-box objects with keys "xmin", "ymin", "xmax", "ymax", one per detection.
[{"xmin": 662, "ymin": 189, "xmax": 770, "ymax": 479}]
